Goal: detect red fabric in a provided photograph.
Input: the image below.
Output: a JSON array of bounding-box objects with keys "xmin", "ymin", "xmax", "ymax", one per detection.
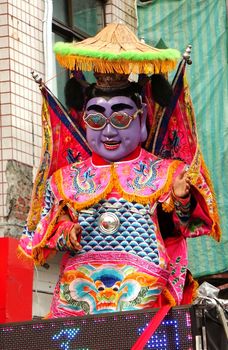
[
  {"xmin": 131, "ymin": 305, "xmax": 172, "ymax": 350},
  {"xmin": 48, "ymin": 103, "xmax": 89, "ymax": 177},
  {"xmin": 0, "ymin": 237, "xmax": 34, "ymax": 323},
  {"xmin": 68, "ymin": 109, "xmax": 85, "ymax": 129}
]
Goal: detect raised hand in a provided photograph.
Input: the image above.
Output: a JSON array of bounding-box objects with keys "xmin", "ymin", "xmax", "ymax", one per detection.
[
  {"xmin": 57, "ymin": 210, "xmax": 82, "ymax": 251},
  {"xmin": 172, "ymin": 169, "xmax": 191, "ymax": 198}
]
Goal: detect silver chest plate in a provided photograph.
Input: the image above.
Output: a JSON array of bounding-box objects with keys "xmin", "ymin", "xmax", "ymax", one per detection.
[{"xmin": 98, "ymin": 212, "xmax": 120, "ymax": 234}]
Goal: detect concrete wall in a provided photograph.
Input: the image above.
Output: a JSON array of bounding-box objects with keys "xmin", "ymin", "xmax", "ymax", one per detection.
[{"xmin": 0, "ymin": 0, "xmax": 44, "ymax": 239}]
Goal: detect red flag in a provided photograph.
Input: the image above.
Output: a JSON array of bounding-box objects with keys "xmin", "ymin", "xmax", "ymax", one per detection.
[{"xmin": 27, "ymin": 85, "xmax": 91, "ymax": 231}]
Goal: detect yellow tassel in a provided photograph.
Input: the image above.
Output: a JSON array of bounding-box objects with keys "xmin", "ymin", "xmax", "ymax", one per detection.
[
  {"xmin": 112, "ymin": 160, "xmax": 181, "ymax": 205},
  {"xmin": 56, "ymin": 55, "xmax": 177, "ymax": 75},
  {"xmin": 53, "ymin": 167, "xmax": 115, "ymax": 211},
  {"xmin": 179, "ymin": 147, "xmax": 221, "ymax": 241},
  {"xmin": 191, "ymin": 279, "xmax": 199, "ymax": 302},
  {"xmin": 200, "ymin": 156, "xmax": 222, "ymax": 241},
  {"xmin": 162, "ymin": 288, "xmax": 176, "ymax": 306},
  {"xmin": 31, "ymin": 201, "xmax": 66, "ymax": 265},
  {"xmin": 27, "ymin": 97, "xmax": 53, "ymax": 231},
  {"xmin": 53, "ymin": 160, "xmax": 181, "ymax": 210},
  {"xmin": 188, "ymin": 147, "xmax": 221, "ymax": 242},
  {"xmin": 70, "ymin": 179, "xmax": 114, "ymax": 211},
  {"xmin": 17, "ymin": 245, "xmax": 34, "ymax": 265},
  {"xmin": 186, "ymin": 272, "xmax": 199, "ymax": 303},
  {"xmin": 43, "ymin": 312, "xmax": 52, "ymax": 319},
  {"xmin": 162, "ymin": 196, "xmax": 175, "ymax": 212}
]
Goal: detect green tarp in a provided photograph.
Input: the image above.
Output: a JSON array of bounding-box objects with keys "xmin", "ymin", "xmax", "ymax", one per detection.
[{"xmin": 137, "ymin": 0, "xmax": 228, "ymax": 277}]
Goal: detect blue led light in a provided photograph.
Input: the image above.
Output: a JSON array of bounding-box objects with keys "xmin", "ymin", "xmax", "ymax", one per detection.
[
  {"xmin": 52, "ymin": 327, "xmax": 80, "ymax": 350},
  {"xmin": 137, "ymin": 319, "xmax": 181, "ymax": 350},
  {"xmin": 0, "ymin": 308, "xmax": 193, "ymax": 349}
]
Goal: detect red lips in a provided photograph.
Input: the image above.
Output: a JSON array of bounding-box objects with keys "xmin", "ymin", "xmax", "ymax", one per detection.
[{"xmin": 103, "ymin": 141, "xmax": 121, "ymax": 150}]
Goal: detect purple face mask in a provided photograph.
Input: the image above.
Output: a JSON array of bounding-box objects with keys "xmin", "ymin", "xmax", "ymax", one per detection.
[{"xmin": 85, "ymin": 96, "xmax": 147, "ymax": 162}]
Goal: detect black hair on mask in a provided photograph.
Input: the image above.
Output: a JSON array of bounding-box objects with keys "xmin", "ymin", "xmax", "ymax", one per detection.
[
  {"xmin": 64, "ymin": 77, "xmax": 85, "ymax": 111},
  {"xmin": 85, "ymin": 82, "xmax": 143, "ymax": 109},
  {"xmin": 150, "ymin": 74, "xmax": 173, "ymax": 107}
]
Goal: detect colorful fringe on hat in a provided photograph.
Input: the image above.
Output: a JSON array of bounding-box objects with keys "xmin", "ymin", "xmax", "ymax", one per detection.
[{"xmin": 54, "ymin": 23, "xmax": 180, "ymax": 74}]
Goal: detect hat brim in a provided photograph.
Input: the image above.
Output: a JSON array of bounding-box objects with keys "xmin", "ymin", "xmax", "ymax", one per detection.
[{"xmin": 54, "ymin": 23, "xmax": 180, "ymax": 74}]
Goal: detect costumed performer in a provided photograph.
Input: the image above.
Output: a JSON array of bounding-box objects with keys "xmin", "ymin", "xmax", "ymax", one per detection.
[{"xmin": 18, "ymin": 23, "xmax": 220, "ymax": 318}]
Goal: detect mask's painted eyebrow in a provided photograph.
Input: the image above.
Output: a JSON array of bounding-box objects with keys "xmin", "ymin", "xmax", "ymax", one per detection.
[
  {"xmin": 87, "ymin": 105, "xmax": 105, "ymax": 112},
  {"xmin": 111, "ymin": 103, "xmax": 134, "ymax": 112}
]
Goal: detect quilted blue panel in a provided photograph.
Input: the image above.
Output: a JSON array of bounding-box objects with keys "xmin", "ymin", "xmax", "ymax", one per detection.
[{"xmin": 78, "ymin": 198, "xmax": 160, "ymax": 264}]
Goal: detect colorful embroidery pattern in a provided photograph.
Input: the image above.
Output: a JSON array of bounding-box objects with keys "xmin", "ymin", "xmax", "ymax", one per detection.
[
  {"xmin": 71, "ymin": 164, "xmax": 99, "ymax": 195},
  {"xmin": 56, "ymin": 261, "xmax": 165, "ymax": 316},
  {"xmin": 127, "ymin": 159, "xmax": 161, "ymax": 191},
  {"xmin": 51, "ymin": 150, "xmax": 181, "ymax": 209}
]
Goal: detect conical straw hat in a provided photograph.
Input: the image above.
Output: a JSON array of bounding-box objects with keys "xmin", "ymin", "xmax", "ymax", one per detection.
[{"xmin": 54, "ymin": 23, "xmax": 180, "ymax": 75}]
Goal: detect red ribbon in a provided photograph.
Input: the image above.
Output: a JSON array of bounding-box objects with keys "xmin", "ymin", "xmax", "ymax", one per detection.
[{"xmin": 131, "ymin": 305, "xmax": 172, "ymax": 350}]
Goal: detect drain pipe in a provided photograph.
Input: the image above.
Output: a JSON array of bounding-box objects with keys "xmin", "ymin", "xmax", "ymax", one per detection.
[{"xmin": 43, "ymin": 0, "xmax": 53, "ymax": 89}]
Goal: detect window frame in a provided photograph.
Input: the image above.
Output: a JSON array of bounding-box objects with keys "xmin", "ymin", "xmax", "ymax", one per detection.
[
  {"xmin": 52, "ymin": 0, "xmax": 107, "ymax": 41},
  {"xmin": 51, "ymin": 0, "xmax": 107, "ymax": 106}
]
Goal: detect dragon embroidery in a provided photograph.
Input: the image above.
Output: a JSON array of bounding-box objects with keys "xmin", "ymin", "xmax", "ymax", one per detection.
[
  {"xmin": 127, "ymin": 159, "xmax": 162, "ymax": 191},
  {"xmin": 71, "ymin": 165, "xmax": 101, "ymax": 195}
]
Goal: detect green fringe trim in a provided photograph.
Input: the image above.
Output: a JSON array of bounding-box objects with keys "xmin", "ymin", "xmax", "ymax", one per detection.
[
  {"xmin": 54, "ymin": 42, "xmax": 181, "ymax": 62},
  {"xmin": 54, "ymin": 42, "xmax": 181, "ymax": 74}
]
